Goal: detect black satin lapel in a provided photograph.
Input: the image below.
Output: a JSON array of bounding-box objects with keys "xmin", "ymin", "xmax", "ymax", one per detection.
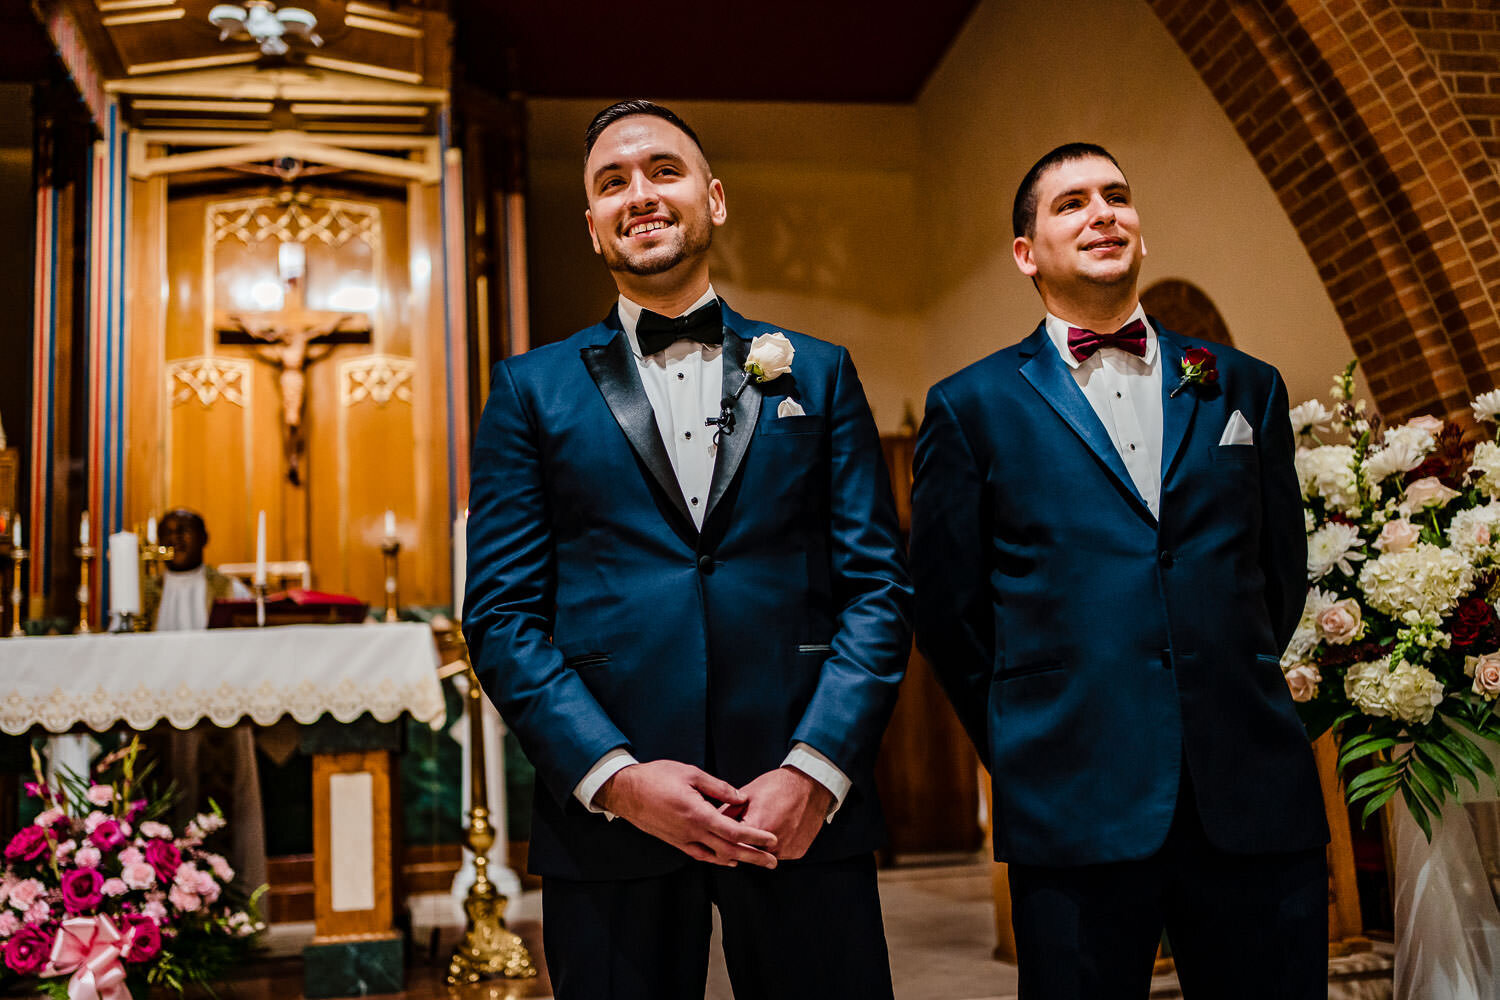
[
  {"xmin": 1159, "ymin": 337, "xmax": 1201, "ymax": 487},
  {"xmin": 581, "ymin": 334, "xmax": 696, "ymax": 529},
  {"xmin": 705, "ymin": 330, "xmax": 762, "ymax": 520}
]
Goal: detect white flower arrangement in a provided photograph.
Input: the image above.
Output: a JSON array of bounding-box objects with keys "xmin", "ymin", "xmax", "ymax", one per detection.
[
  {"xmin": 1357, "ymin": 544, "xmax": 1473, "ymax": 626},
  {"xmin": 1296, "ymin": 445, "xmax": 1360, "ymax": 513}
]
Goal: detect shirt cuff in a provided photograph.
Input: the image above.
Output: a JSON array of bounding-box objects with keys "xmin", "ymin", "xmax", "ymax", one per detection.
[
  {"xmin": 784, "ymin": 743, "xmax": 851, "ymax": 823},
  {"xmin": 574, "ymin": 748, "xmax": 637, "ymax": 820}
]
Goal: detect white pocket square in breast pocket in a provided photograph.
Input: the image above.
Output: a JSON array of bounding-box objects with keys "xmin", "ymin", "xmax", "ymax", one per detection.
[
  {"xmin": 777, "ymin": 398, "xmax": 806, "ymax": 418},
  {"xmin": 1219, "ymin": 409, "xmax": 1254, "ymax": 446}
]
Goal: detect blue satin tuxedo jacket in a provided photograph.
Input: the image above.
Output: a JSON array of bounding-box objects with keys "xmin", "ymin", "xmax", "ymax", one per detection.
[
  {"xmin": 464, "ymin": 303, "xmax": 913, "ymax": 880},
  {"xmin": 911, "ymin": 322, "xmax": 1327, "ymax": 867}
]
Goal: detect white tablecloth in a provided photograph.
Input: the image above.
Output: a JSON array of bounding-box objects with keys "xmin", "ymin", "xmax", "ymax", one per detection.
[{"xmin": 0, "ymin": 623, "xmax": 444, "ymax": 734}]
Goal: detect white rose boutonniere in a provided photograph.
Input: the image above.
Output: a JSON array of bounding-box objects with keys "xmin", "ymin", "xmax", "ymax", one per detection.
[{"xmin": 744, "ymin": 332, "xmax": 794, "ymax": 383}]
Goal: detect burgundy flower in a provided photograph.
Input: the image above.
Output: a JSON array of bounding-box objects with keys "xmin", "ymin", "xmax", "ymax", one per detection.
[
  {"xmin": 120, "ymin": 913, "xmax": 161, "ymax": 963},
  {"xmin": 1451, "ymin": 596, "xmax": 1497, "ymax": 649},
  {"xmin": 61, "ymin": 866, "xmax": 104, "ymax": 914},
  {"xmin": 4, "ymin": 826, "xmax": 50, "ymax": 863},
  {"xmin": 88, "ymin": 819, "xmax": 126, "ymax": 851},
  {"xmin": 3, "ymin": 926, "xmax": 52, "ymax": 975},
  {"xmin": 1183, "ymin": 347, "xmax": 1219, "ymax": 383},
  {"xmin": 144, "ymin": 840, "xmax": 181, "ymax": 883}
]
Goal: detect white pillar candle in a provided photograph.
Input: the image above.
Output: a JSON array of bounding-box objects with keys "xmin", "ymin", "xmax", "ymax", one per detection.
[
  {"xmin": 79, "ymin": 510, "xmax": 89, "ymax": 547},
  {"xmin": 384, "ymin": 509, "xmax": 397, "ymax": 541},
  {"xmin": 254, "ymin": 510, "xmax": 267, "ymax": 586},
  {"xmin": 11, "ymin": 513, "xmax": 20, "ymax": 548},
  {"xmin": 453, "ymin": 510, "xmax": 467, "ymax": 620},
  {"xmin": 108, "ymin": 532, "xmax": 141, "ymax": 615}
]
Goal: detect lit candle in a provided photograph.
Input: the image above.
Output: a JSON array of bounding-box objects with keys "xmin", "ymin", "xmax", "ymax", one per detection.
[
  {"xmin": 254, "ymin": 511, "xmax": 267, "ymax": 586},
  {"xmin": 146, "ymin": 516, "xmax": 157, "ymax": 547},
  {"xmin": 79, "ymin": 510, "xmax": 89, "ymax": 547},
  {"xmin": 108, "ymin": 532, "xmax": 141, "ymax": 615},
  {"xmin": 11, "ymin": 514, "xmax": 19, "ymax": 549},
  {"xmin": 453, "ymin": 510, "xmax": 467, "ymax": 620},
  {"xmin": 384, "ymin": 509, "xmax": 397, "ymax": 541}
]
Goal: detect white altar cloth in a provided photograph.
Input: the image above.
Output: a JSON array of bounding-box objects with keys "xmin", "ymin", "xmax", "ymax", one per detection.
[{"xmin": 0, "ymin": 623, "xmax": 444, "ymax": 734}]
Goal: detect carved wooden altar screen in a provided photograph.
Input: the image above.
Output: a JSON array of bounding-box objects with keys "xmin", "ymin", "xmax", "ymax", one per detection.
[{"xmin": 125, "ymin": 143, "xmax": 452, "ymax": 607}]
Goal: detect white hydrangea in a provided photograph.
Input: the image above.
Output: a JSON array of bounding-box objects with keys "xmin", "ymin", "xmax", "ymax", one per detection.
[
  {"xmin": 1296, "ymin": 445, "xmax": 1360, "ymax": 512},
  {"xmin": 1307, "ymin": 522, "xmax": 1366, "ymax": 580},
  {"xmin": 1288, "ymin": 400, "xmax": 1333, "ymax": 437},
  {"xmin": 1471, "ymin": 440, "xmax": 1500, "ymax": 500},
  {"xmin": 1447, "ymin": 503, "xmax": 1500, "ymax": 565},
  {"xmin": 1472, "ymin": 389, "xmax": 1500, "ymax": 424},
  {"xmin": 1364, "ymin": 424, "xmax": 1436, "ymax": 485},
  {"xmin": 1344, "ymin": 657, "xmax": 1446, "ymax": 725},
  {"xmin": 1358, "ymin": 543, "xmax": 1474, "ymax": 626}
]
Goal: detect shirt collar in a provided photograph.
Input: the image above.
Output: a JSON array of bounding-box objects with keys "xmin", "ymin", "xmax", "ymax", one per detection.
[
  {"xmin": 619, "ymin": 285, "xmax": 719, "ymax": 359},
  {"xmin": 1043, "ymin": 303, "xmax": 1156, "ymax": 369}
]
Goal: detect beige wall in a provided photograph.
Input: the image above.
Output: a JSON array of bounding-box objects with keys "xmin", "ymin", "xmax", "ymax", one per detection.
[{"xmin": 523, "ymin": 0, "xmax": 1360, "ymax": 429}]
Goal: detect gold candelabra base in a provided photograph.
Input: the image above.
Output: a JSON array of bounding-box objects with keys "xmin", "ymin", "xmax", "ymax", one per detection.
[
  {"xmin": 75, "ymin": 544, "xmax": 96, "ymax": 634},
  {"xmin": 7, "ymin": 546, "xmax": 25, "ymax": 638},
  {"xmin": 381, "ymin": 540, "xmax": 401, "ymax": 623}
]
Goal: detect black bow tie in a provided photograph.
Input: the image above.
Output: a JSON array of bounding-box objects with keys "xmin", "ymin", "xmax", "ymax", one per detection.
[{"xmin": 636, "ymin": 300, "xmax": 724, "ymax": 357}]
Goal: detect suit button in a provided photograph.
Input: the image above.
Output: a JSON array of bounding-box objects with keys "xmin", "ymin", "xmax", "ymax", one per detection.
[
  {"xmin": 697, "ymin": 555, "xmax": 714, "ymax": 573},
  {"xmin": 1158, "ymin": 550, "xmax": 1174, "ymax": 568}
]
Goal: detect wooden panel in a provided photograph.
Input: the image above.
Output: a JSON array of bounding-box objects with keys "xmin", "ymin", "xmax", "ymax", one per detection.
[
  {"xmin": 311, "ymin": 750, "xmax": 394, "ymax": 939},
  {"xmin": 1315, "ymin": 732, "xmax": 1370, "ymax": 952}
]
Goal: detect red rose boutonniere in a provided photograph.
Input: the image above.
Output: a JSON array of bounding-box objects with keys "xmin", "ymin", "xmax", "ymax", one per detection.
[{"xmin": 1170, "ymin": 346, "xmax": 1218, "ymax": 398}]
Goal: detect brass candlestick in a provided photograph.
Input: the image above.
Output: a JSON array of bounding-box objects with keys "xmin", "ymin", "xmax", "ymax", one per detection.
[
  {"xmin": 75, "ymin": 544, "xmax": 96, "ymax": 634},
  {"xmin": 381, "ymin": 539, "xmax": 400, "ymax": 623},
  {"xmin": 448, "ymin": 634, "xmax": 535, "ymax": 984},
  {"xmin": 8, "ymin": 545, "xmax": 25, "ymax": 637},
  {"xmin": 141, "ymin": 542, "xmax": 172, "ymax": 580},
  {"xmin": 253, "ymin": 581, "xmax": 267, "ymax": 628}
]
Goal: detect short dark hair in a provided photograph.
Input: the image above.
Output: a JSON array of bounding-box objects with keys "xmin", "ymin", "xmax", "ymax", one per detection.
[
  {"xmin": 1012, "ymin": 142, "xmax": 1124, "ymax": 239},
  {"xmin": 161, "ymin": 508, "xmax": 206, "ymax": 539},
  {"xmin": 584, "ymin": 99, "xmax": 706, "ymax": 164}
]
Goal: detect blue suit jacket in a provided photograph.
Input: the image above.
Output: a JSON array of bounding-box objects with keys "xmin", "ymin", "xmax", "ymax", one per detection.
[
  {"xmin": 911, "ymin": 321, "xmax": 1327, "ymax": 867},
  {"xmin": 464, "ymin": 302, "xmax": 912, "ymax": 880}
]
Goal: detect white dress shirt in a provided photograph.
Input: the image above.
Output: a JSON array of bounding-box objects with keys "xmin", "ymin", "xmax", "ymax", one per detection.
[
  {"xmin": 156, "ymin": 565, "xmax": 252, "ymax": 631},
  {"xmin": 572, "ymin": 287, "xmax": 851, "ymax": 820},
  {"xmin": 1043, "ymin": 305, "xmax": 1164, "ymax": 517}
]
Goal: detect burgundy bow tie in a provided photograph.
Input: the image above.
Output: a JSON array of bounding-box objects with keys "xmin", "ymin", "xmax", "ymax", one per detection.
[{"xmin": 1066, "ymin": 319, "xmax": 1148, "ymax": 362}]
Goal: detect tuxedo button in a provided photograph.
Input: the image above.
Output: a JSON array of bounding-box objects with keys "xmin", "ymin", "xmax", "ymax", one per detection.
[
  {"xmin": 1158, "ymin": 550, "xmax": 1174, "ymax": 568},
  {"xmin": 697, "ymin": 555, "xmax": 714, "ymax": 573}
]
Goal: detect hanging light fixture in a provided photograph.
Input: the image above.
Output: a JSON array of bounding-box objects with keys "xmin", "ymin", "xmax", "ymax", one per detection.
[{"xmin": 208, "ymin": 0, "xmax": 322, "ymax": 57}]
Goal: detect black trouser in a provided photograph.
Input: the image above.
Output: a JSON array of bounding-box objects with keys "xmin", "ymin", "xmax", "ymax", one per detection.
[
  {"xmin": 1008, "ymin": 769, "xmax": 1328, "ymax": 1000},
  {"xmin": 543, "ymin": 853, "xmax": 894, "ymax": 1000}
]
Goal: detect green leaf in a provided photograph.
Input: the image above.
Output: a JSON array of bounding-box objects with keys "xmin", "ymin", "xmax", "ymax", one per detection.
[
  {"xmin": 1405, "ymin": 792, "xmax": 1435, "ymax": 841},
  {"xmin": 1404, "ymin": 768, "xmax": 1443, "ymax": 817},
  {"xmin": 1409, "ymin": 754, "xmax": 1457, "ymax": 800},
  {"xmin": 1346, "ymin": 762, "xmax": 1400, "ymax": 797},
  {"xmin": 1417, "ymin": 741, "xmax": 1479, "ymax": 793},
  {"xmin": 1360, "ymin": 784, "xmax": 1400, "ymax": 827},
  {"xmin": 1338, "ymin": 736, "xmax": 1398, "ymax": 768},
  {"xmin": 1441, "ymin": 728, "xmax": 1496, "ymax": 779}
]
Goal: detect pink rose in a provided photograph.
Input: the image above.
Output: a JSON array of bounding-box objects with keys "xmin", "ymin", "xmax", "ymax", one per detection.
[
  {"xmin": 1315, "ymin": 600, "xmax": 1362, "ymax": 644},
  {"xmin": 85, "ymin": 785, "xmax": 114, "ymax": 807},
  {"xmin": 144, "ymin": 840, "xmax": 181, "ymax": 883},
  {"xmin": 3, "ymin": 925, "xmax": 51, "ymax": 975},
  {"xmin": 1284, "ymin": 664, "xmax": 1322, "ymax": 703},
  {"xmin": 8, "ymin": 879, "xmax": 43, "ymax": 909},
  {"xmin": 73, "ymin": 845, "xmax": 102, "ymax": 868},
  {"xmin": 24, "ymin": 901, "xmax": 49, "ymax": 924},
  {"xmin": 206, "ymin": 854, "xmax": 234, "ymax": 883},
  {"xmin": 140, "ymin": 900, "xmax": 167, "ymax": 924},
  {"xmin": 1470, "ymin": 653, "xmax": 1500, "ymax": 700},
  {"xmin": 137, "ymin": 822, "xmax": 172, "ymax": 840},
  {"xmin": 1406, "ymin": 415, "xmax": 1445, "ymax": 435},
  {"xmin": 168, "ymin": 885, "xmax": 201, "ymax": 912},
  {"xmin": 88, "ymin": 819, "xmax": 126, "ymax": 851},
  {"xmin": 4, "ymin": 826, "xmax": 49, "ymax": 863},
  {"xmin": 0, "ymin": 911, "xmax": 18, "ymax": 936},
  {"xmin": 1375, "ymin": 519, "xmax": 1421, "ymax": 553},
  {"xmin": 32, "ymin": 808, "xmax": 65, "ymax": 829},
  {"xmin": 121, "ymin": 863, "xmax": 156, "ymax": 891},
  {"xmin": 118, "ymin": 847, "xmax": 143, "ymax": 866},
  {"xmin": 61, "ymin": 867, "xmax": 104, "ymax": 913},
  {"xmin": 1401, "ymin": 476, "xmax": 1461, "ymax": 514},
  {"xmin": 172, "ymin": 862, "xmax": 201, "ymax": 889},
  {"xmin": 101, "ymin": 878, "xmax": 127, "ymax": 898},
  {"xmin": 120, "ymin": 913, "xmax": 161, "ymax": 963}
]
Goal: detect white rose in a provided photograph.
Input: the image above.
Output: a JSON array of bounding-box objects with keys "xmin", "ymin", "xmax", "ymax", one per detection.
[
  {"xmin": 1284, "ymin": 664, "xmax": 1322, "ymax": 703},
  {"xmin": 744, "ymin": 332, "xmax": 794, "ymax": 382},
  {"xmin": 1467, "ymin": 652, "xmax": 1500, "ymax": 701},
  {"xmin": 1315, "ymin": 599, "xmax": 1362, "ymax": 644},
  {"xmin": 1400, "ymin": 476, "xmax": 1461, "ymax": 515},
  {"xmin": 1374, "ymin": 519, "xmax": 1421, "ymax": 553}
]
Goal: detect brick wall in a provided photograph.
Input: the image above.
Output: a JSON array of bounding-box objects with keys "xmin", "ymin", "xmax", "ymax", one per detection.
[
  {"xmin": 1394, "ymin": 2, "xmax": 1500, "ymax": 162},
  {"xmin": 1147, "ymin": 0, "xmax": 1500, "ymax": 422}
]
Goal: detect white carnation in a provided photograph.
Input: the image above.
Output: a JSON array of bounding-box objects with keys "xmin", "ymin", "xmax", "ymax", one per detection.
[
  {"xmin": 1296, "ymin": 445, "xmax": 1360, "ymax": 511},
  {"xmin": 1364, "ymin": 425, "xmax": 1436, "ymax": 485},
  {"xmin": 1447, "ymin": 503, "xmax": 1500, "ymax": 565},
  {"xmin": 1472, "ymin": 440, "xmax": 1500, "ymax": 500},
  {"xmin": 1472, "ymin": 389, "xmax": 1500, "ymax": 424},
  {"xmin": 1307, "ymin": 522, "xmax": 1367, "ymax": 580},
  {"xmin": 1289, "ymin": 400, "xmax": 1333, "ymax": 437},
  {"xmin": 1344, "ymin": 658, "xmax": 1445, "ymax": 725},
  {"xmin": 1357, "ymin": 543, "xmax": 1474, "ymax": 626}
]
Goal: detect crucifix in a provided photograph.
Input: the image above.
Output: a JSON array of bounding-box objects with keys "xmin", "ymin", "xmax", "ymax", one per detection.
[{"xmin": 215, "ymin": 242, "xmax": 371, "ymax": 485}]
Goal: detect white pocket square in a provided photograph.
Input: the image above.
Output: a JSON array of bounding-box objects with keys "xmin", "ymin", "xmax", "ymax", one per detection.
[
  {"xmin": 777, "ymin": 398, "xmax": 806, "ymax": 418},
  {"xmin": 1219, "ymin": 409, "xmax": 1254, "ymax": 446}
]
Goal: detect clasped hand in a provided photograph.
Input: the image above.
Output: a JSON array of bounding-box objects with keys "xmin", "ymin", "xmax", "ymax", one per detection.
[{"xmin": 596, "ymin": 761, "xmax": 834, "ymax": 868}]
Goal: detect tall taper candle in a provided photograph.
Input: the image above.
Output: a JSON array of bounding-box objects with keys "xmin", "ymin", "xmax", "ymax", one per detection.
[
  {"xmin": 146, "ymin": 516, "xmax": 157, "ymax": 547},
  {"xmin": 384, "ymin": 509, "xmax": 397, "ymax": 541},
  {"xmin": 11, "ymin": 514, "xmax": 19, "ymax": 548},
  {"xmin": 254, "ymin": 511, "xmax": 267, "ymax": 586},
  {"xmin": 108, "ymin": 532, "xmax": 141, "ymax": 615},
  {"xmin": 453, "ymin": 510, "xmax": 467, "ymax": 621},
  {"xmin": 79, "ymin": 511, "xmax": 89, "ymax": 547}
]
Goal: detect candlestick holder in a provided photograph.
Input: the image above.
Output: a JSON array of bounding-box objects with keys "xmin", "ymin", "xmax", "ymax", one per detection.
[
  {"xmin": 253, "ymin": 581, "xmax": 268, "ymax": 629},
  {"xmin": 113, "ymin": 612, "xmax": 140, "ymax": 634},
  {"xmin": 8, "ymin": 545, "xmax": 25, "ymax": 638},
  {"xmin": 75, "ymin": 544, "xmax": 96, "ymax": 634},
  {"xmin": 141, "ymin": 543, "xmax": 172, "ymax": 580},
  {"xmin": 381, "ymin": 539, "xmax": 400, "ymax": 623}
]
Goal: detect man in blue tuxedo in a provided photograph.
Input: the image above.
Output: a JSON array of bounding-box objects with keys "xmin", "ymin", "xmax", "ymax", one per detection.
[
  {"xmin": 911, "ymin": 143, "xmax": 1329, "ymax": 998},
  {"xmin": 463, "ymin": 100, "xmax": 911, "ymax": 999}
]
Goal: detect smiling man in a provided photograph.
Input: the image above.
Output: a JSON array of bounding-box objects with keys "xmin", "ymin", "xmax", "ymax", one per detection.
[
  {"xmin": 463, "ymin": 100, "xmax": 911, "ymax": 999},
  {"xmin": 910, "ymin": 143, "xmax": 1329, "ymax": 999}
]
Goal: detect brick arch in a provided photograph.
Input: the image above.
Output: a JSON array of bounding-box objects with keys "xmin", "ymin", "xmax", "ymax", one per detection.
[
  {"xmin": 1142, "ymin": 279, "xmax": 1234, "ymax": 347},
  {"xmin": 1146, "ymin": 0, "xmax": 1500, "ymax": 421}
]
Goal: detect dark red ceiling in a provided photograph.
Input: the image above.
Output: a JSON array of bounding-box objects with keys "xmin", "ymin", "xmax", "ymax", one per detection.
[{"xmin": 453, "ymin": 1, "xmax": 979, "ymax": 103}]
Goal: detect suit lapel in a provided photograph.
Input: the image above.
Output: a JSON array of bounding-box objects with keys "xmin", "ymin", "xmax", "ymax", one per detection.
[
  {"xmin": 705, "ymin": 322, "xmax": 762, "ymax": 521},
  {"xmin": 580, "ymin": 326, "xmax": 697, "ymax": 530},
  {"xmin": 1018, "ymin": 324, "xmax": 1153, "ymax": 521},
  {"xmin": 1156, "ymin": 331, "xmax": 1201, "ymax": 488}
]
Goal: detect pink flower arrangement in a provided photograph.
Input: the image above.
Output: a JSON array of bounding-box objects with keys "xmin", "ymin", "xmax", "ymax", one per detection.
[{"xmin": 0, "ymin": 740, "xmax": 263, "ymax": 999}]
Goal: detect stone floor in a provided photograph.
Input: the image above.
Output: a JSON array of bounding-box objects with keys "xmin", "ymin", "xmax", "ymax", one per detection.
[{"xmin": 248, "ymin": 853, "xmax": 1394, "ymax": 1000}]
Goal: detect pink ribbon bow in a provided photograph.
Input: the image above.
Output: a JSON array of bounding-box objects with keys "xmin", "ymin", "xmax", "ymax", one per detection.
[{"xmin": 45, "ymin": 915, "xmax": 129, "ymax": 1000}]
